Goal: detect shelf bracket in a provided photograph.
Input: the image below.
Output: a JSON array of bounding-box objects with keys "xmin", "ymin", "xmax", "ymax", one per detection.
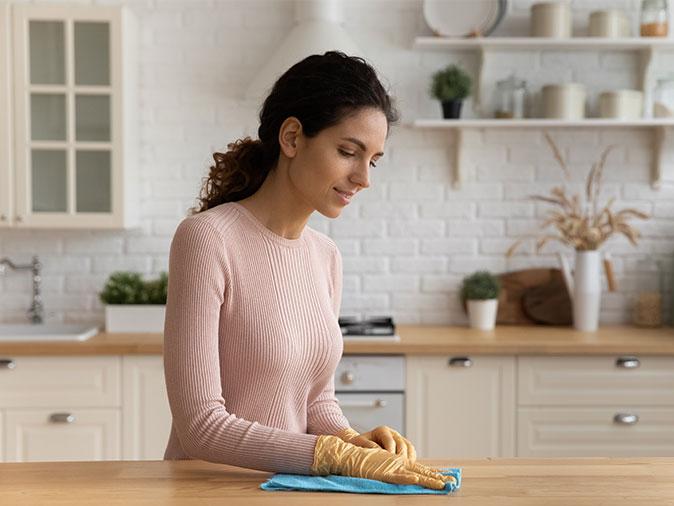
[
  {"xmin": 653, "ymin": 125, "xmax": 665, "ymax": 189},
  {"xmin": 453, "ymin": 128, "xmax": 464, "ymax": 189}
]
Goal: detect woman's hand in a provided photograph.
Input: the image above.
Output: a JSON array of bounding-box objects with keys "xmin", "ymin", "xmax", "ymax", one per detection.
[{"xmin": 335, "ymin": 426, "xmax": 417, "ymax": 464}]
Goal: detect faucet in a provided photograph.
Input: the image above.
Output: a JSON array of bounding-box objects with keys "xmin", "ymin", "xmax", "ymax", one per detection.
[{"xmin": 0, "ymin": 255, "xmax": 44, "ymax": 324}]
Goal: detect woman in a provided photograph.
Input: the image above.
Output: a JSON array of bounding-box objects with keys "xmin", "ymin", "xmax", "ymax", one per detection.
[{"xmin": 163, "ymin": 51, "xmax": 452, "ymax": 490}]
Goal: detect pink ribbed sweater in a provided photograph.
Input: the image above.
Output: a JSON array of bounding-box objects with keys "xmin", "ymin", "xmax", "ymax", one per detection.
[{"xmin": 162, "ymin": 201, "xmax": 350, "ymax": 474}]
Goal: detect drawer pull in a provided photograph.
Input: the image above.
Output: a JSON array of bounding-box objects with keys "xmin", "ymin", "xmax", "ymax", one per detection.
[
  {"xmin": 613, "ymin": 413, "xmax": 639, "ymax": 425},
  {"xmin": 448, "ymin": 357, "xmax": 473, "ymax": 368},
  {"xmin": 340, "ymin": 371, "xmax": 355, "ymax": 385},
  {"xmin": 49, "ymin": 413, "xmax": 76, "ymax": 424},
  {"xmin": 616, "ymin": 357, "xmax": 640, "ymax": 369},
  {"xmin": 0, "ymin": 359, "xmax": 16, "ymax": 370},
  {"xmin": 339, "ymin": 399, "xmax": 388, "ymax": 409}
]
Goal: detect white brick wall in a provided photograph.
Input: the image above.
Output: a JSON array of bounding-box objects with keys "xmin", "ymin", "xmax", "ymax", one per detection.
[{"xmin": 1, "ymin": 0, "xmax": 673, "ymax": 326}]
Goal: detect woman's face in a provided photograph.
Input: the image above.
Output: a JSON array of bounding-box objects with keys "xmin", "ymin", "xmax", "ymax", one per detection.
[{"xmin": 285, "ymin": 107, "xmax": 388, "ymax": 219}]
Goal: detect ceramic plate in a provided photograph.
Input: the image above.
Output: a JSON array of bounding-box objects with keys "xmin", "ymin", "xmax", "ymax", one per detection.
[{"xmin": 423, "ymin": 0, "xmax": 507, "ymax": 38}]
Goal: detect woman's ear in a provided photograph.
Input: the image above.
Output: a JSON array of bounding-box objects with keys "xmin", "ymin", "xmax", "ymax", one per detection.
[{"xmin": 278, "ymin": 116, "xmax": 301, "ymax": 158}]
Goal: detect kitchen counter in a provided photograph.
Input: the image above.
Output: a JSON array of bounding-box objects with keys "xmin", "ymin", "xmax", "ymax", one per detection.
[
  {"xmin": 1, "ymin": 324, "xmax": 673, "ymax": 356},
  {"xmin": 1, "ymin": 457, "xmax": 674, "ymax": 505}
]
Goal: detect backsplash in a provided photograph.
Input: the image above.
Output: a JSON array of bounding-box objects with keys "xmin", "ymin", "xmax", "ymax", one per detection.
[{"xmin": 1, "ymin": 0, "xmax": 673, "ymax": 325}]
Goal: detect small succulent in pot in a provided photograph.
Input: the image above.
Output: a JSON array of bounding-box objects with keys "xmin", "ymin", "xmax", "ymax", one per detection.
[
  {"xmin": 460, "ymin": 271, "xmax": 501, "ymax": 330},
  {"xmin": 429, "ymin": 64, "xmax": 472, "ymax": 119}
]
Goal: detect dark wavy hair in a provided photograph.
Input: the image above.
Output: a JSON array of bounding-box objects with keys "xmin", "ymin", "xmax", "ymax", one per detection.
[{"xmin": 191, "ymin": 50, "xmax": 400, "ymax": 214}]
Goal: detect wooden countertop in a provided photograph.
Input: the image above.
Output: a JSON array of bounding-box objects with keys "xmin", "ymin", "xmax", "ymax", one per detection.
[
  {"xmin": 2, "ymin": 457, "xmax": 674, "ymax": 505},
  {"xmin": 1, "ymin": 325, "xmax": 673, "ymax": 356}
]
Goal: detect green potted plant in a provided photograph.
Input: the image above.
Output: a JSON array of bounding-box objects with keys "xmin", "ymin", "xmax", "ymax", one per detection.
[
  {"xmin": 460, "ymin": 271, "xmax": 501, "ymax": 330},
  {"xmin": 100, "ymin": 271, "xmax": 168, "ymax": 333},
  {"xmin": 429, "ymin": 64, "xmax": 472, "ymax": 119}
]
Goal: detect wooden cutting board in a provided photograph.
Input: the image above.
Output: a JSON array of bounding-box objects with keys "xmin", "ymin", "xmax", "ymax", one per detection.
[{"xmin": 496, "ymin": 268, "xmax": 572, "ymax": 325}]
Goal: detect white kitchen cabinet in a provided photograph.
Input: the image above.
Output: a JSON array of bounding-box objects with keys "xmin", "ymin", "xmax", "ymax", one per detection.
[
  {"xmin": 8, "ymin": 3, "xmax": 138, "ymax": 229},
  {"xmin": 517, "ymin": 355, "xmax": 674, "ymax": 457},
  {"xmin": 0, "ymin": 355, "xmax": 122, "ymax": 462},
  {"xmin": 406, "ymin": 355, "xmax": 516, "ymax": 458},
  {"xmin": 518, "ymin": 407, "xmax": 674, "ymax": 457},
  {"xmin": 4, "ymin": 408, "xmax": 121, "ymax": 462},
  {"xmin": 122, "ymin": 355, "xmax": 172, "ymax": 460},
  {"xmin": 0, "ymin": 1, "xmax": 12, "ymax": 228}
]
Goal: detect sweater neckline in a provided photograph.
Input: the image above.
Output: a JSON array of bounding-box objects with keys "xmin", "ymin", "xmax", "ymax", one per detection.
[{"xmin": 231, "ymin": 201, "xmax": 307, "ymax": 248}]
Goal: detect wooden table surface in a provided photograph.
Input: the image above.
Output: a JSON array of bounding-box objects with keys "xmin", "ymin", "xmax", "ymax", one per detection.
[
  {"xmin": 2, "ymin": 457, "xmax": 674, "ymax": 505},
  {"xmin": 1, "ymin": 325, "xmax": 674, "ymax": 356}
]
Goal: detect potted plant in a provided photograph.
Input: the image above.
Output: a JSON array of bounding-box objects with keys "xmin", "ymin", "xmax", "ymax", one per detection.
[
  {"xmin": 507, "ymin": 133, "xmax": 650, "ymax": 332},
  {"xmin": 100, "ymin": 271, "xmax": 168, "ymax": 333},
  {"xmin": 460, "ymin": 271, "xmax": 501, "ymax": 330},
  {"xmin": 429, "ymin": 64, "xmax": 472, "ymax": 119}
]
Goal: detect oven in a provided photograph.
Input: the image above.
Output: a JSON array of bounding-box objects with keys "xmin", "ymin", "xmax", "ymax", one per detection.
[{"xmin": 334, "ymin": 355, "xmax": 406, "ymax": 436}]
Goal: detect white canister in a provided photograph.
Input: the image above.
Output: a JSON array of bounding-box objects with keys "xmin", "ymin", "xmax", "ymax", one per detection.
[
  {"xmin": 598, "ymin": 90, "xmax": 643, "ymax": 119},
  {"xmin": 542, "ymin": 83, "xmax": 586, "ymax": 119},
  {"xmin": 588, "ymin": 9, "xmax": 630, "ymax": 37},
  {"xmin": 531, "ymin": 2, "xmax": 572, "ymax": 38}
]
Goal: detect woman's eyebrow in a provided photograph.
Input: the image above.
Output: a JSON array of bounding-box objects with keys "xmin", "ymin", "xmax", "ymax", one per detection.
[{"xmin": 340, "ymin": 137, "xmax": 384, "ymax": 156}]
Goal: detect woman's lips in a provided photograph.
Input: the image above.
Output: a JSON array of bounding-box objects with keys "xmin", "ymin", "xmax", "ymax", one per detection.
[{"xmin": 334, "ymin": 188, "xmax": 353, "ymax": 205}]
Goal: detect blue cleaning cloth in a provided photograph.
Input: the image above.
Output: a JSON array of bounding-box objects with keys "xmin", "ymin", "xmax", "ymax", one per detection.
[{"xmin": 260, "ymin": 467, "xmax": 461, "ymax": 495}]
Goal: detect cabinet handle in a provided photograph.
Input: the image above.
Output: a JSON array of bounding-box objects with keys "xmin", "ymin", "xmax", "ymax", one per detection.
[
  {"xmin": 49, "ymin": 413, "xmax": 76, "ymax": 424},
  {"xmin": 616, "ymin": 356, "xmax": 640, "ymax": 369},
  {"xmin": 613, "ymin": 413, "xmax": 639, "ymax": 425},
  {"xmin": 448, "ymin": 357, "xmax": 473, "ymax": 368},
  {"xmin": 339, "ymin": 399, "xmax": 387, "ymax": 409},
  {"xmin": 0, "ymin": 214, "xmax": 6, "ymax": 221},
  {"xmin": 16, "ymin": 215, "xmax": 23, "ymax": 222},
  {"xmin": 0, "ymin": 359, "xmax": 16, "ymax": 370},
  {"xmin": 340, "ymin": 371, "xmax": 355, "ymax": 385}
]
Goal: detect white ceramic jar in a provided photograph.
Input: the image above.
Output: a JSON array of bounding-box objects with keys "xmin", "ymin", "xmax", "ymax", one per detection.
[
  {"xmin": 542, "ymin": 83, "xmax": 586, "ymax": 119},
  {"xmin": 588, "ymin": 9, "xmax": 630, "ymax": 37},
  {"xmin": 598, "ymin": 90, "xmax": 643, "ymax": 119},
  {"xmin": 531, "ymin": 2, "xmax": 572, "ymax": 37}
]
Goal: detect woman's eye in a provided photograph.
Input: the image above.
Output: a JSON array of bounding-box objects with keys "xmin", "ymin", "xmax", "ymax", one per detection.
[{"xmin": 340, "ymin": 149, "xmax": 377, "ymax": 168}]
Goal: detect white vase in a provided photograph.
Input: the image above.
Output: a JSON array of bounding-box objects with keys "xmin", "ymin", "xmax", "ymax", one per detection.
[
  {"xmin": 105, "ymin": 305, "xmax": 166, "ymax": 333},
  {"xmin": 467, "ymin": 299, "xmax": 498, "ymax": 330},
  {"xmin": 558, "ymin": 250, "xmax": 602, "ymax": 332}
]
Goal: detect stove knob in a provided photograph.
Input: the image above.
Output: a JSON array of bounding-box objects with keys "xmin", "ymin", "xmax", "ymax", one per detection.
[{"xmin": 341, "ymin": 371, "xmax": 355, "ymax": 385}]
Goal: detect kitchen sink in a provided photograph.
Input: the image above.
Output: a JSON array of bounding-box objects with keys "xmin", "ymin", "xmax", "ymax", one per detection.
[{"xmin": 0, "ymin": 323, "xmax": 99, "ymax": 342}]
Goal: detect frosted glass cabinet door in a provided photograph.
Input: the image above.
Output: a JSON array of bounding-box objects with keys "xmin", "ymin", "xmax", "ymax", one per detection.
[{"xmin": 11, "ymin": 4, "xmax": 137, "ymax": 228}]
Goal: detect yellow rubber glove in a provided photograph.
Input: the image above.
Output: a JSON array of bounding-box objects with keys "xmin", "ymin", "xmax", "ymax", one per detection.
[
  {"xmin": 310, "ymin": 434, "xmax": 455, "ymax": 490},
  {"xmin": 335, "ymin": 426, "xmax": 417, "ymax": 464}
]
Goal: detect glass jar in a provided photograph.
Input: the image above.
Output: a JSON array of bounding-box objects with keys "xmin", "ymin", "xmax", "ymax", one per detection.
[
  {"xmin": 632, "ymin": 258, "xmax": 663, "ymax": 327},
  {"xmin": 494, "ymin": 75, "xmax": 528, "ymax": 119},
  {"xmin": 640, "ymin": 0, "xmax": 668, "ymax": 36},
  {"xmin": 653, "ymin": 78, "xmax": 674, "ymax": 117}
]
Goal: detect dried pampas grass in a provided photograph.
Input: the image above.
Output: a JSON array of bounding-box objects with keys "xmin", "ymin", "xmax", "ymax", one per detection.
[{"xmin": 506, "ymin": 132, "xmax": 650, "ymax": 257}]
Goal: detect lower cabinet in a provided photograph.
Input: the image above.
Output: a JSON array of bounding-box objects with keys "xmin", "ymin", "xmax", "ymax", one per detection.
[
  {"xmin": 406, "ymin": 355, "xmax": 516, "ymax": 458},
  {"xmin": 517, "ymin": 407, "xmax": 674, "ymax": 457},
  {"xmin": 0, "ymin": 354, "xmax": 172, "ymax": 462},
  {"xmin": 5, "ymin": 408, "xmax": 121, "ymax": 462},
  {"xmin": 122, "ymin": 355, "xmax": 172, "ymax": 460}
]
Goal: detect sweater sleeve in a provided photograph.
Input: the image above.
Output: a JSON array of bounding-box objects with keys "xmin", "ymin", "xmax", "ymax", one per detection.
[
  {"xmin": 306, "ymin": 243, "xmax": 351, "ymax": 435},
  {"xmin": 163, "ymin": 216, "xmax": 319, "ymax": 474}
]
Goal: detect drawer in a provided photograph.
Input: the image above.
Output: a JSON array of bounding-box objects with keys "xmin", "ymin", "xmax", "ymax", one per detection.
[
  {"xmin": 517, "ymin": 407, "xmax": 674, "ymax": 457},
  {"xmin": 518, "ymin": 356, "xmax": 674, "ymax": 406},
  {"xmin": 336, "ymin": 355, "xmax": 404, "ymax": 391},
  {"xmin": 335, "ymin": 392, "xmax": 404, "ymax": 435},
  {"xmin": 4, "ymin": 408, "xmax": 121, "ymax": 462},
  {"xmin": 0, "ymin": 356, "xmax": 121, "ymax": 408}
]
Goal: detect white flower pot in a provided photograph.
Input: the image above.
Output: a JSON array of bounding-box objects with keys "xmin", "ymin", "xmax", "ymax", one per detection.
[
  {"xmin": 467, "ymin": 299, "xmax": 498, "ymax": 330},
  {"xmin": 105, "ymin": 305, "xmax": 166, "ymax": 333}
]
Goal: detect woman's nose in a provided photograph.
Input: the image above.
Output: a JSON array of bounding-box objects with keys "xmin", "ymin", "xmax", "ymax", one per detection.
[{"xmin": 350, "ymin": 163, "xmax": 370, "ymax": 189}]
